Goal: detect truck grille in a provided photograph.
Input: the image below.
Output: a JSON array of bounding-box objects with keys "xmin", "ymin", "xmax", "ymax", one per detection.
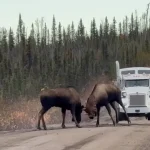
[{"xmin": 129, "ymin": 94, "xmax": 146, "ymax": 106}]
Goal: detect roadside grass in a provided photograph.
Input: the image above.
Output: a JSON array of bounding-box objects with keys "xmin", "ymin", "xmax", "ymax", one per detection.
[{"xmin": 0, "ymin": 98, "xmax": 62, "ymax": 131}]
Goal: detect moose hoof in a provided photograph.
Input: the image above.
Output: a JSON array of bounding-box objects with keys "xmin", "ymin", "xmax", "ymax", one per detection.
[
  {"xmin": 113, "ymin": 123, "xmax": 116, "ymax": 127},
  {"xmin": 128, "ymin": 121, "xmax": 131, "ymax": 126},
  {"xmin": 62, "ymin": 124, "xmax": 66, "ymax": 129},
  {"xmin": 43, "ymin": 127, "xmax": 47, "ymax": 130},
  {"xmin": 96, "ymin": 124, "xmax": 100, "ymax": 127},
  {"xmin": 37, "ymin": 126, "xmax": 41, "ymax": 130},
  {"xmin": 76, "ymin": 124, "xmax": 82, "ymax": 128}
]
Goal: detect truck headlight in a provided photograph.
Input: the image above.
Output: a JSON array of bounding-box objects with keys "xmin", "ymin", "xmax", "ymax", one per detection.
[{"xmin": 122, "ymin": 92, "xmax": 127, "ymax": 98}]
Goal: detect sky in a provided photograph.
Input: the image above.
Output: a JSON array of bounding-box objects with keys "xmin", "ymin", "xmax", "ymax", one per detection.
[{"xmin": 0, "ymin": 0, "xmax": 150, "ymax": 34}]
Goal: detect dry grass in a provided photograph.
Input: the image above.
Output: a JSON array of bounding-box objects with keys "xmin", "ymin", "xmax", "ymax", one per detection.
[{"xmin": 0, "ymin": 98, "xmax": 64, "ymax": 131}]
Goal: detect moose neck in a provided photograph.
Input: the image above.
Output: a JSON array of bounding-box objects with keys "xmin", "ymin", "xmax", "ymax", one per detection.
[{"xmin": 88, "ymin": 95, "xmax": 96, "ymax": 109}]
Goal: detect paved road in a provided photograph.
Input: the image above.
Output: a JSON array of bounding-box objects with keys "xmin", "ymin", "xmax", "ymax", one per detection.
[{"xmin": 0, "ymin": 115, "xmax": 150, "ymax": 150}]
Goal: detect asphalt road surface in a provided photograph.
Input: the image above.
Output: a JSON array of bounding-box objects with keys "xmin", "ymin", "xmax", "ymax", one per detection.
[{"xmin": 0, "ymin": 114, "xmax": 150, "ymax": 150}]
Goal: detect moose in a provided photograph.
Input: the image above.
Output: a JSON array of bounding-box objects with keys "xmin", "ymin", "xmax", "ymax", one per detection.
[
  {"xmin": 37, "ymin": 86, "xmax": 84, "ymax": 130},
  {"xmin": 83, "ymin": 83, "xmax": 131, "ymax": 127}
]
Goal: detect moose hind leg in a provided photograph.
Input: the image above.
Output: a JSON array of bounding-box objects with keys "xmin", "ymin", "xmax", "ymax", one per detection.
[
  {"xmin": 110, "ymin": 102, "xmax": 118, "ymax": 124},
  {"xmin": 37, "ymin": 107, "xmax": 44, "ymax": 130},
  {"xmin": 118, "ymin": 99, "xmax": 131, "ymax": 125},
  {"xmin": 37, "ymin": 107, "xmax": 48, "ymax": 130},
  {"xmin": 105, "ymin": 104, "xmax": 116, "ymax": 126},
  {"xmin": 41, "ymin": 109, "xmax": 48, "ymax": 130}
]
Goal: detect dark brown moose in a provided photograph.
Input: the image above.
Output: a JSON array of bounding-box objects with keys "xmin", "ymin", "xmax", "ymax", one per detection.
[
  {"xmin": 37, "ymin": 86, "xmax": 84, "ymax": 130},
  {"xmin": 84, "ymin": 83, "xmax": 131, "ymax": 127}
]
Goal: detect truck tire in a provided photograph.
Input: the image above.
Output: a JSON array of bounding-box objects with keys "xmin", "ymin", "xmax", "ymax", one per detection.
[
  {"xmin": 147, "ymin": 113, "xmax": 150, "ymax": 120},
  {"xmin": 117, "ymin": 108, "xmax": 126, "ymax": 121},
  {"xmin": 118, "ymin": 112, "xmax": 126, "ymax": 121}
]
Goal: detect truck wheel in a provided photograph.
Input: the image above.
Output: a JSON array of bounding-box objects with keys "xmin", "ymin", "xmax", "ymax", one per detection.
[
  {"xmin": 117, "ymin": 108, "xmax": 126, "ymax": 121},
  {"xmin": 147, "ymin": 113, "xmax": 150, "ymax": 120},
  {"xmin": 118, "ymin": 112, "xmax": 126, "ymax": 121}
]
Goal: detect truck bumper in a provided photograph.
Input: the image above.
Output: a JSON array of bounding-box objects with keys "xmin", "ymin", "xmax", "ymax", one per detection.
[{"xmin": 119, "ymin": 107, "xmax": 150, "ymax": 116}]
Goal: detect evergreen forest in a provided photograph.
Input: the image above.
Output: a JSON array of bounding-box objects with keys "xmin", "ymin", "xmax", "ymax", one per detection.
[{"xmin": 0, "ymin": 9, "xmax": 150, "ymax": 99}]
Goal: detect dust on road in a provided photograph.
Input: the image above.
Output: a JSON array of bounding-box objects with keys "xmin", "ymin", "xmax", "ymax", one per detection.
[{"xmin": 0, "ymin": 117, "xmax": 150, "ymax": 150}]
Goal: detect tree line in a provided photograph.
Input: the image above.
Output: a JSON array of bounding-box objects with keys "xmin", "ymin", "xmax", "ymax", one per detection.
[{"xmin": 0, "ymin": 9, "xmax": 150, "ymax": 100}]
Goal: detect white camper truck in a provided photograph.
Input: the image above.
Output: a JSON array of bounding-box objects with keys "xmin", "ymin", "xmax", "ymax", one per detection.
[{"xmin": 115, "ymin": 61, "xmax": 150, "ymax": 121}]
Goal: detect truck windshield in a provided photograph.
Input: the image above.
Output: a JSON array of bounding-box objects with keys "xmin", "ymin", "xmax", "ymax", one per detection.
[{"xmin": 125, "ymin": 79, "xmax": 149, "ymax": 87}]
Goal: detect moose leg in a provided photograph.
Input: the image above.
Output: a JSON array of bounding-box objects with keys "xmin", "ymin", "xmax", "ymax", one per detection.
[
  {"xmin": 71, "ymin": 105, "xmax": 81, "ymax": 128},
  {"xmin": 37, "ymin": 108, "xmax": 43, "ymax": 130},
  {"xmin": 61, "ymin": 108, "xmax": 66, "ymax": 128},
  {"xmin": 37, "ymin": 107, "xmax": 48, "ymax": 130},
  {"xmin": 96, "ymin": 107, "xmax": 101, "ymax": 127},
  {"xmin": 41, "ymin": 108, "xmax": 49, "ymax": 130},
  {"xmin": 105, "ymin": 104, "xmax": 116, "ymax": 126},
  {"xmin": 118, "ymin": 99, "xmax": 131, "ymax": 125},
  {"xmin": 37, "ymin": 107, "xmax": 46, "ymax": 130},
  {"xmin": 110, "ymin": 102, "xmax": 118, "ymax": 124},
  {"xmin": 41, "ymin": 114, "xmax": 47, "ymax": 130}
]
